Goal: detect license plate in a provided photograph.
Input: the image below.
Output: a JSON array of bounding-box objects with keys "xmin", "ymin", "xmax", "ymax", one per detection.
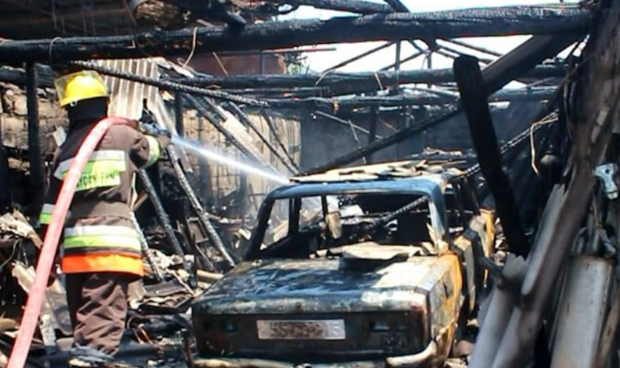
[{"xmin": 256, "ymin": 319, "xmax": 346, "ymax": 340}]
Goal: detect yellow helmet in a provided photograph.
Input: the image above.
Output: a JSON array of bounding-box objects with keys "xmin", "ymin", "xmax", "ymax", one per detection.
[{"xmin": 54, "ymin": 70, "xmax": 109, "ymax": 107}]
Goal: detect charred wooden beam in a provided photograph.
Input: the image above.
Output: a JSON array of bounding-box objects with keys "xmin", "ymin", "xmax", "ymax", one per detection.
[
  {"xmin": 26, "ymin": 62, "xmax": 44, "ymax": 217},
  {"xmin": 442, "ymin": 38, "xmax": 503, "ymax": 57},
  {"xmin": 324, "ymin": 42, "xmax": 394, "ymax": 72},
  {"xmin": 340, "ymin": 103, "xmax": 510, "ymax": 121},
  {"xmin": 453, "ymin": 54, "xmax": 529, "ymax": 256},
  {"xmin": 0, "ymin": 5, "xmax": 130, "ymax": 40},
  {"xmin": 281, "ymin": 0, "xmax": 393, "ymax": 14},
  {"xmin": 260, "ymin": 108, "xmax": 299, "ymax": 171},
  {"xmin": 224, "ymin": 86, "xmax": 331, "ymax": 97},
  {"xmin": 0, "ymin": 62, "xmax": 265, "ymax": 107},
  {"xmin": 438, "ymin": 42, "xmax": 495, "ymax": 63},
  {"xmin": 225, "ymin": 103, "xmax": 299, "ymax": 174},
  {"xmin": 0, "ymin": 5, "xmax": 591, "ymax": 63},
  {"xmin": 0, "ymin": 111, "xmax": 11, "ymax": 212},
  {"xmin": 0, "ymin": 66, "xmax": 54, "ymax": 87},
  {"xmin": 367, "ymin": 107, "xmax": 379, "ymax": 163},
  {"xmin": 383, "ymin": 0, "xmax": 409, "ymax": 12},
  {"xmin": 174, "ymin": 91, "xmax": 184, "ymax": 137},
  {"xmin": 313, "ymin": 110, "xmax": 380, "ymax": 137},
  {"xmin": 68, "ymin": 60, "xmax": 266, "ymax": 106},
  {"xmin": 171, "ymin": 65, "xmax": 565, "ymax": 90},
  {"xmin": 303, "ymin": 32, "xmax": 587, "ymax": 174},
  {"xmin": 380, "ymin": 50, "xmax": 425, "ymax": 71},
  {"xmin": 267, "ymin": 87, "xmax": 556, "ymax": 110}
]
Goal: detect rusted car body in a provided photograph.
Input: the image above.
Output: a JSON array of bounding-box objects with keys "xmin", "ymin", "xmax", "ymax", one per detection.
[{"xmin": 192, "ymin": 161, "xmax": 495, "ymax": 368}]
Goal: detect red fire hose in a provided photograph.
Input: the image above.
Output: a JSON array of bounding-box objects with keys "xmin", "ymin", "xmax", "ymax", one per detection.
[{"xmin": 7, "ymin": 117, "xmax": 131, "ymax": 368}]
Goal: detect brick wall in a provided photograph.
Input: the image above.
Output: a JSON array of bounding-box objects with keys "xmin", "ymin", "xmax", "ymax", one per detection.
[
  {"xmin": 187, "ymin": 53, "xmax": 286, "ymax": 75},
  {"xmin": 0, "ymin": 83, "xmax": 67, "ymax": 153}
]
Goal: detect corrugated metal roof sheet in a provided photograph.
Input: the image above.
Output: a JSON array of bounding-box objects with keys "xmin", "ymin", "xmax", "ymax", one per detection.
[{"xmin": 97, "ymin": 58, "xmax": 176, "ymax": 133}]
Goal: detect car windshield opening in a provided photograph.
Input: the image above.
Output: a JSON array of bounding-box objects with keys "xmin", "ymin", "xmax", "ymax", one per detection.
[{"xmin": 259, "ymin": 192, "xmax": 437, "ymax": 258}]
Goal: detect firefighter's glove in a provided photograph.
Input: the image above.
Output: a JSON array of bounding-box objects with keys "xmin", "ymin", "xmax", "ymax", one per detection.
[
  {"xmin": 139, "ymin": 122, "xmax": 171, "ymax": 146},
  {"xmin": 156, "ymin": 134, "xmax": 172, "ymax": 149},
  {"xmin": 139, "ymin": 121, "xmax": 165, "ymax": 137}
]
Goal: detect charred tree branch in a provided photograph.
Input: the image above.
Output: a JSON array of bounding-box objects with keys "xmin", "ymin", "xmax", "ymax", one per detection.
[{"xmin": 0, "ymin": 6, "xmax": 591, "ymax": 62}]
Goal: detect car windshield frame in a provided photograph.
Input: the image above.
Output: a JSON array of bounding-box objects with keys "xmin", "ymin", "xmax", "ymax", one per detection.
[{"xmin": 246, "ymin": 177, "xmax": 449, "ymax": 260}]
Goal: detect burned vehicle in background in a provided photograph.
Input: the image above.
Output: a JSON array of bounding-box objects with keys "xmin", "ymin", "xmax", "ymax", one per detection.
[{"xmin": 192, "ymin": 161, "xmax": 495, "ymax": 367}]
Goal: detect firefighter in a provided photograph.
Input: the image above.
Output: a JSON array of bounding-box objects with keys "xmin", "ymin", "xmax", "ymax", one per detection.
[{"xmin": 39, "ymin": 70, "xmax": 169, "ymax": 368}]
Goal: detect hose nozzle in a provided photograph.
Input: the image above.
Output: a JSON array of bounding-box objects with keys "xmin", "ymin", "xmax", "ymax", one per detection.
[{"xmin": 140, "ymin": 121, "xmax": 171, "ymax": 138}]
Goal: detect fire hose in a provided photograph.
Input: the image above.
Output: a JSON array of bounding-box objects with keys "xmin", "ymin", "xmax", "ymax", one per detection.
[{"xmin": 6, "ymin": 117, "xmax": 132, "ymax": 368}]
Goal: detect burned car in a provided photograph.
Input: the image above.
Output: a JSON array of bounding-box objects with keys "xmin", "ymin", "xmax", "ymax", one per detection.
[{"xmin": 192, "ymin": 161, "xmax": 495, "ymax": 367}]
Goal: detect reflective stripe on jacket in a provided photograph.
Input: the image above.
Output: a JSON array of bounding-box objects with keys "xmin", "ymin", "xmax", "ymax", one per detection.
[
  {"xmin": 39, "ymin": 117, "xmax": 162, "ymax": 276},
  {"xmin": 63, "ymin": 225, "xmax": 142, "ymax": 256},
  {"xmin": 61, "ymin": 254, "xmax": 143, "ymax": 276}
]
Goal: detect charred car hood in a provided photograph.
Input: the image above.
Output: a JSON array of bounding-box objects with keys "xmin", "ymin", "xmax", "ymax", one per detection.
[{"xmin": 193, "ymin": 255, "xmax": 452, "ymax": 314}]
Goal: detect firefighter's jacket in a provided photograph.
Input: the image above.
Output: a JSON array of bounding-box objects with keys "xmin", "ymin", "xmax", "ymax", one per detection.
[{"xmin": 39, "ymin": 117, "xmax": 162, "ymax": 277}]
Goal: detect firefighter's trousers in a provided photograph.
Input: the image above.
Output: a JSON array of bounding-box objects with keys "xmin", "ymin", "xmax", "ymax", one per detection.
[{"xmin": 66, "ymin": 272, "xmax": 134, "ymax": 355}]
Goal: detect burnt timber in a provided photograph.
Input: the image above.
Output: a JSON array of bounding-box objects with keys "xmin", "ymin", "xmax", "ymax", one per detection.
[
  {"xmin": 0, "ymin": 6, "xmax": 590, "ymax": 63},
  {"xmin": 168, "ymin": 65, "xmax": 566, "ymax": 90},
  {"xmin": 303, "ymin": 32, "xmax": 585, "ymax": 174},
  {"xmin": 453, "ymin": 55, "xmax": 529, "ymax": 256},
  {"xmin": 266, "ymin": 87, "xmax": 556, "ymax": 110},
  {"xmin": 0, "ymin": 64, "xmax": 565, "ymax": 96},
  {"xmin": 472, "ymin": 1, "xmax": 620, "ymax": 367},
  {"xmin": 270, "ymin": 0, "xmax": 394, "ymax": 14}
]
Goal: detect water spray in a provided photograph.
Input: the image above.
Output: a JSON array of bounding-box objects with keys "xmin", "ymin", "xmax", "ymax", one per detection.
[
  {"xmin": 172, "ymin": 137, "xmax": 291, "ymax": 185},
  {"xmin": 139, "ymin": 99, "xmax": 290, "ymax": 186}
]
